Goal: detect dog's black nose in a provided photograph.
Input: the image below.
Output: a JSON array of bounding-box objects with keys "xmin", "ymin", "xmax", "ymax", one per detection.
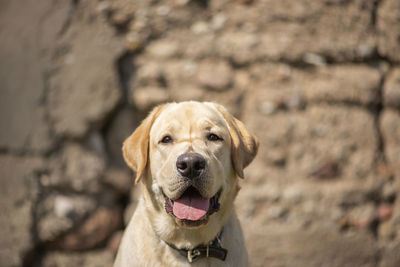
[{"xmin": 176, "ymin": 153, "xmax": 206, "ymax": 179}]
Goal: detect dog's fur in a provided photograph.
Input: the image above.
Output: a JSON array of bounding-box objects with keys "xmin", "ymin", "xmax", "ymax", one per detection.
[{"xmin": 114, "ymin": 101, "xmax": 258, "ymax": 267}]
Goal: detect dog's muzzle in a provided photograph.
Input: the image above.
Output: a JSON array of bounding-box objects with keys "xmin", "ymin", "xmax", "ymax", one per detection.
[{"xmin": 164, "ymin": 187, "xmax": 221, "ymax": 226}]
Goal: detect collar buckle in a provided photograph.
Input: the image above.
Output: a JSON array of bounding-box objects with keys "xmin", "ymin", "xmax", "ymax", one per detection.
[{"xmin": 187, "ymin": 248, "xmax": 201, "ymax": 263}]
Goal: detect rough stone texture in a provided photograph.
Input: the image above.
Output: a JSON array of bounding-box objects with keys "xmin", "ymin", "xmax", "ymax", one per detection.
[
  {"xmin": 132, "ymin": 86, "xmax": 170, "ymax": 111},
  {"xmin": 1, "ymin": 0, "xmax": 400, "ymax": 266},
  {"xmin": 37, "ymin": 194, "xmax": 97, "ymax": 242},
  {"xmin": 383, "ymin": 68, "xmax": 400, "ymax": 109},
  {"xmin": 246, "ymin": 63, "xmax": 381, "ymax": 108},
  {"xmin": 123, "ymin": 185, "xmax": 141, "ymax": 226},
  {"xmin": 377, "ymin": 0, "xmax": 400, "ymax": 62},
  {"xmin": 103, "ymin": 107, "xmax": 145, "ymax": 167},
  {"xmin": 0, "ymin": 155, "xmax": 44, "ymax": 267},
  {"xmin": 42, "ymin": 249, "xmax": 114, "ymax": 267},
  {"xmin": 107, "ymin": 230, "xmax": 124, "ymax": 255},
  {"xmin": 50, "ymin": 206, "xmax": 123, "ymax": 251},
  {"xmin": 47, "ymin": 1, "xmax": 123, "ymax": 138},
  {"xmin": 42, "ymin": 143, "xmax": 106, "ymax": 193},
  {"xmin": 0, "ymin": 0, "xmax": 71, "ymax": 153},
  {"xmin": 246, "ymin": 224, "xmax": 378, "ymax": 267},
  {"xmin": 380, "ymin": 109, "xmax": 400, "ymax": 180},
  {"xmin": 135, "ymin": 62, "xmax": 164, "ymax": 87},
  {"xmin": 379, "ymin": 241, "xmax": 400, "ymax": 267},
  {"xmin": 196, "ymin": 59, "xmax": 233, "ymax": 91},
  {"xmin": 287, "ymin": 105, "xmax": 377, "ymax": 180},
  {"xmin": 103, "ymin": 167, "xmax": 132, "ymax": 195},
  {"xmin": 303, "ymin": 65, "xmax": 381, "ymax": 105},
  {"xmin": 146, "ymin": 39, "xmax": 180, "ymax": 59},
  {"xmin": 378, "ymin": 196, "xmax": 399, "ymax": 243},
  {"xmin": 243, "ymin": 94, "xmax": 377, "ymax": 183},
  {"xmin": 214, "ymin": 0, "xmax": 376, "ymax": 63}
]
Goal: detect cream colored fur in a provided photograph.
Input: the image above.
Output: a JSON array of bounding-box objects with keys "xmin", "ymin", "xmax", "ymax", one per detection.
[{"xmin": 114, "ymin": 101, "xmax": 258, "ymax": 267}]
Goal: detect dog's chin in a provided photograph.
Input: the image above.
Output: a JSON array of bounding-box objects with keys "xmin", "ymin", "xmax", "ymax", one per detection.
[
  {"xmin": 174, "ymin": 217, "xmax": 209, "ymax": 228},
  {"xmin": 163, "ymin": 186, "xmax": 221, "ymax": 228}
]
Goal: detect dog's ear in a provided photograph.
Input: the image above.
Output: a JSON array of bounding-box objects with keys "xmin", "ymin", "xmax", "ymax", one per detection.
[
  {"xmin": 123, "ymin": 105, "xmax": 166, "ymax": 184},
  {"xmin": 214, "ymin": 104, "xmax": 259, "ymax": 178}
]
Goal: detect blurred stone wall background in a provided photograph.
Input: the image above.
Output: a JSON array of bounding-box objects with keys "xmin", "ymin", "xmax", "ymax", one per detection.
[{"xmin": 1, "ymin": 0, "xmax": 400, "ymax": 266}]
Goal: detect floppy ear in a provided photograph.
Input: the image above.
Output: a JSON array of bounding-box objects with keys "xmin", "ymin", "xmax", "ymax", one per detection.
[
  {"xmin": 122, "ymin": 105, "xmax": 166, "ymax": 184},
  {"xmin": 214, "ymin": 104, "xmax": 259, "ymax": 178}
]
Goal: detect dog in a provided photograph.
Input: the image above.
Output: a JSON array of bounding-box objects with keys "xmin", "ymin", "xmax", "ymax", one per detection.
[{"xmin": 114, "ymin": 101, "xmax": 258, "ymax": 267}]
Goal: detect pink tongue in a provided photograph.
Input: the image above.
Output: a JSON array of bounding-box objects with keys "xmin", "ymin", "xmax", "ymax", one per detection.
[{"xmin": 173, "ymin": 194, "xmax": 209, "ymax": 221}]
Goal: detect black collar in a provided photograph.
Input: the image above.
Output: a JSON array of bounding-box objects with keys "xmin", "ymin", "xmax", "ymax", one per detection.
[{"xmin": 164, "ymin": 229, "xmax": 228, "ymax": 263}]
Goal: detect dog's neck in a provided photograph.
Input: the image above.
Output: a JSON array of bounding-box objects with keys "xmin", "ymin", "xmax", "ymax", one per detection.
[{"xmin": 163, "ymin": 227, "xmax": 228, "ymax": 263}]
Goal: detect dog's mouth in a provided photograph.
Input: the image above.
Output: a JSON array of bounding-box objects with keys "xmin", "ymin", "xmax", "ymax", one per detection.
[{"xmin": 164, "ymin": 187, "xmax": 221, "ymax": 224}]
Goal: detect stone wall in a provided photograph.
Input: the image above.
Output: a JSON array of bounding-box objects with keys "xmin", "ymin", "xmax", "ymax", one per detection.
[{"xmin": 1, "ymin": 0, "xmax": 399, "ymax": 266}]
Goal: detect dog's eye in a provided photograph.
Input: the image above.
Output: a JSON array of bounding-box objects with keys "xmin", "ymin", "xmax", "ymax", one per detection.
[
  {"xmin": 207, "ymin": 133, "xmax": 223, "ymax": 141},
  {"xmin": 160, "ymin": 135, "xmax": 173, "ymax": 144}
]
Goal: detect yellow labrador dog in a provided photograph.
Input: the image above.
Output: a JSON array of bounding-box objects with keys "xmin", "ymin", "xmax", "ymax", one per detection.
[{"xmin": 114, "ymin": 101, "xmax": 258, "ymax": 267}]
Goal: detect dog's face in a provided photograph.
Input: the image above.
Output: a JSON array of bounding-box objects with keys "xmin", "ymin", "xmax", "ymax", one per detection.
[
  {"xmin": 149, "ymin": 102, "xmax": 233, "ymax": 227},
  {"xmin": 123, "ymin": 102, "xmax": 258, "ymax": 229}
]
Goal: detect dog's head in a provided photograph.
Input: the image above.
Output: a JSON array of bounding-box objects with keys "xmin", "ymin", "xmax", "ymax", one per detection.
[{"xmin": 123, "ymin": 101, "xmax": 258, "ymax": 228}]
